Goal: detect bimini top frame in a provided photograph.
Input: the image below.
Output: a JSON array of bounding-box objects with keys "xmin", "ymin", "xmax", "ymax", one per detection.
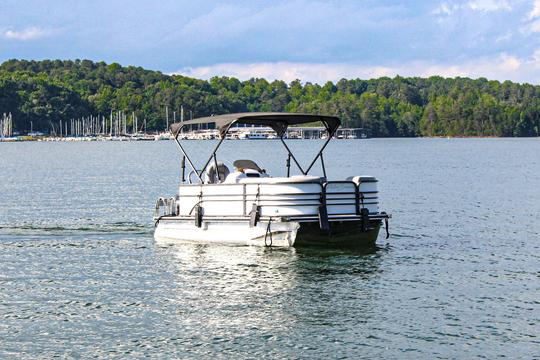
[{"xmin": 168, "ymin": 112, "xmax": 341, "ymax": 183}]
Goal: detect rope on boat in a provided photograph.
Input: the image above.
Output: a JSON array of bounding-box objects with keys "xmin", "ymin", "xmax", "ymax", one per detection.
[
  {"xmin": 264, "ymin": 217, "xmax": 273, "ymax": 247},
  {"xmin": 186, "ymin": 186, "xmax": 204, "ymax": 227},
  {"xmin": 188, "ymin": 202, "xmax": 203, "ymax": 215},
  {"xmin": 384, "ymin": 215, "xmax": 390, "ymax": 239},
  {"xmin": 187, "ymin": 187, "xmax": 205, "ymax": 215},
  {"xmin": 249, "ymin": 185, "xmax": 261, "ymax": 227}
]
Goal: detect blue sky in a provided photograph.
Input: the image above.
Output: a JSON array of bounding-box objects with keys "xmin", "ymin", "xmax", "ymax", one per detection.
[{"xmin": 1, "ymin": 0, "xmax": 540, "ymax": 83}]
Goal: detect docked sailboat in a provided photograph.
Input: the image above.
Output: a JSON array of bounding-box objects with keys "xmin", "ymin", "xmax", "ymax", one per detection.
[{"xmin": 154, "ymin": 112, "xmax": 390, "ymax": 248}]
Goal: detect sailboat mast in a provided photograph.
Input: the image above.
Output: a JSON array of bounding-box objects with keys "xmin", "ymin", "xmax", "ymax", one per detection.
[{"xmin": 165, "ymin": 106, "xmax": 169, "ymax": 131}]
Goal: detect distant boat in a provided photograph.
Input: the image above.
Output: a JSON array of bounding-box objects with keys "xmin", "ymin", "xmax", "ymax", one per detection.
[
  {"xmin": 27, "ymin": 131, "xmax": 44, "ymax": 137},
  {"xmin": 154, "ymin": 132, "xmax": 171, "ymax": 141},
  {"xmin": 238, "ymin": 131, "xmax": 267, "ymax": 139}
]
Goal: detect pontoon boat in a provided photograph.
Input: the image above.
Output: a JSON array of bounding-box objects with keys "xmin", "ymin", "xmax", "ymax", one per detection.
[{"xmin": 154, "ymin": 113, "xmax": 390, "ymax": 248}]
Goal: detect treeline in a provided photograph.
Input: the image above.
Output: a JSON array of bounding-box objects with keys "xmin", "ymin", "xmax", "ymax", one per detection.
[{"xmin": 1, "ymin": 59, "xmax": 539, "ymax": 136}]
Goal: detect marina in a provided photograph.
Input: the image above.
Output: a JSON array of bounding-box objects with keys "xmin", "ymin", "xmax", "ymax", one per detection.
[
  {"xmin": 0, "ymin": 112, "xmax": 13, "ymax": 140},
  {"xmin": 0, "ymin": 123, "xmax": 369, "ymax": 142},
  {"xmin": 0, "ymin": 107, "xmax": 369, "ymax": 142}
]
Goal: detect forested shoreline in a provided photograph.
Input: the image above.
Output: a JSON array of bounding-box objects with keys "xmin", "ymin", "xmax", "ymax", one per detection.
[{"xmin": 1, "ymin": 59, "xmax": 539, "ymax": 137}]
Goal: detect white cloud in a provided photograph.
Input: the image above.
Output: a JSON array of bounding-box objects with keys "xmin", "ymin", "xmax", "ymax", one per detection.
[
  {"xmin": 532, "ymin": 48, "xmax": 540, "ymax": 62},
  {"xmin": 434, "ymin": 0, "xmax": 512, "ymax": 16},
  {"xmin": 173, "ymin": 53, "xmax": 540, "ymax": 84},
  {"xmin": 176, "ymin": 62, "xmax": 394, "ymax": 83},
  {"xmin": 175, "ymin": 62, "xmax": 345, "ymax": 83},
  {"xmin": 433, "ymin": 2, "xmax": 458, "ymax": 15},
  {"xmin": 495, "ymin": 30, "xmax": 513, "ymax": 42},
  {"xmin": 522, "ymin": 0, "xmax": 540, "ymax": 33},
  {"xmin": 2, "ymin": 27, "xmax": 53, "ymax": 41},
  {"xmin": 466, "ymin": 0, "xmax": 511, "ymax": 12},
  {"xmin": 528, "ymin": 19, "xmax": 540, "ymax": 31},
  {"xmin": 528, "ymin": 0, "xmax": 540, "ymax": 19}
]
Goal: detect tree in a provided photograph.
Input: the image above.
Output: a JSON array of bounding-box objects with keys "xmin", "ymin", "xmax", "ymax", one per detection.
[{"xmin": 1, "ymin": 59, "xmax": 539, "ymax": 137}]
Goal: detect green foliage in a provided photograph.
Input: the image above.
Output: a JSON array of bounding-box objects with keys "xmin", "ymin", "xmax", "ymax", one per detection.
[{"xmin": 1, "ymin": 59, "xmax": 539, "ymax": 136}]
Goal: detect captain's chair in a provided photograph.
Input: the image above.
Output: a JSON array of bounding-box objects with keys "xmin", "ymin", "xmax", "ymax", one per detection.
[
  {"xmin": 232, "ymin": 160, "xmax": 269, "ymax": 178},
  {"xmin": 204, "ymin": 161, "xmax": 230, "ymax": 184}
]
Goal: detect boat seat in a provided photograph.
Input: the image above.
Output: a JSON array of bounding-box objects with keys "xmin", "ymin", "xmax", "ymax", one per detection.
[
  {"xmin": 232, "ymin": 159, "xmax": 271, "ymax": 178},
  {"xmin": 346, "ymin": 175, "xmax": 377, "ymax": 185},
  {"xmin": 223, "ymin": 168, "xmax": 270, "ymax": 183},
  {"xmin": 243, "ymin": 168, "xmax": 262, "ymax": 177},
  {"xmin": 204, "ymin": 162, "xmax": 230, "ymax": 184},
  {"xmin": 233, "ymin": 159, "xmax": 263, "ymax": 172},
  {"xmin": 224, "ymin": 171, "xmax": 247, "ymax": 183}
]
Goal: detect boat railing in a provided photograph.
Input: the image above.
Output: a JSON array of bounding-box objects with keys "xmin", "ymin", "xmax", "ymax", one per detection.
[
  {"xmin": 165, "ymin": 180, "xmax": 379, "ymax": 219},
  {"xmin": 154, "ymin": 197, "xmax": 178, "ymax": 218}
]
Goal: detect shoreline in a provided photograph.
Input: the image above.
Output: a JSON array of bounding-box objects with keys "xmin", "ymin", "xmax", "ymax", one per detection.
[{"xmin": 2, "ymin": 135, "xmax": 538, "ymax": 142}]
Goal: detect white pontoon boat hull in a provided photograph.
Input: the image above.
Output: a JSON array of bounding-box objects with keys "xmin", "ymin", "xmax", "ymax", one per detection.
[
  {"xmin": 153, "ymin": 176, "xmax": 388, "ymax": 248},
  {"xmin": 154, "ymin": 218, "xmax": 299, "ymax": 247}
]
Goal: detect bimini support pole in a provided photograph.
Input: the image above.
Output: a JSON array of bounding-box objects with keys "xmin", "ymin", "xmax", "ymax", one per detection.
[
  {"xmin": 174, "ymin": 133, "xmax": 203, "ymax": 183},
  {"xmin": 320, "ymin": 152, "xmax": 327, "ymax": 178},
  {"xmin": 198, "ymin": 124, "xmax": 233, "ymax": 178},
  {"xmin": 286, "ymin": 153, "xmax": 291, "ymax": 177},
  {"xmin": 305, "ymin": 122, "xmax": 336, "ymax": 175},
  {"xmin": 280, "ymin": 136, "xmax": 306, "ymax": 175},
  {"xmin": 212, "ymin": 153, "xmax": 219, "ymax": 182},
  {"xmin": 181, "ymin": 155, "xmax": 186, "ymax": 182}
]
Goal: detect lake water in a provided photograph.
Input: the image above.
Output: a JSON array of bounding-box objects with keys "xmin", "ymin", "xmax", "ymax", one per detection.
[{"xmin": 0, "ymin": 139, "xmax": 539, "ymax": 358}]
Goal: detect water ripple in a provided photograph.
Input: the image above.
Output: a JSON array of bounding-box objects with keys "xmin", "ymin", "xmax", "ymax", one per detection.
[{"xmin": 1, "ymin": 139, "xmax": 539, "ymax": 358}]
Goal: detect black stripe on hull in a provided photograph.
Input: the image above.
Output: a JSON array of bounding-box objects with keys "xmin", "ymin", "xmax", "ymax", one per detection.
[{"xmin": 295, "ymin": 220, "xmax": 381, "ymax": 248}]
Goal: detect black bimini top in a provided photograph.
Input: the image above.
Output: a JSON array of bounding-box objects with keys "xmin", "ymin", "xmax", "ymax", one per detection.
[{"xmin": 169, "ymin": 112, "xmax": 340, "ymax": 138}]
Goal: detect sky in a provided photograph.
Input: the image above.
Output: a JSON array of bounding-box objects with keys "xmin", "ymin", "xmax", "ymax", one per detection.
[{"xmin": 1, "ymin": 0, "xmax": 540, "ymax": 84}]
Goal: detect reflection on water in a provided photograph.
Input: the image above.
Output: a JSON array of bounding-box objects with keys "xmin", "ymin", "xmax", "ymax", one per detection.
[{"xmin": 146, "ymin": 242, "xmax": 387, "ymax": 358}]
